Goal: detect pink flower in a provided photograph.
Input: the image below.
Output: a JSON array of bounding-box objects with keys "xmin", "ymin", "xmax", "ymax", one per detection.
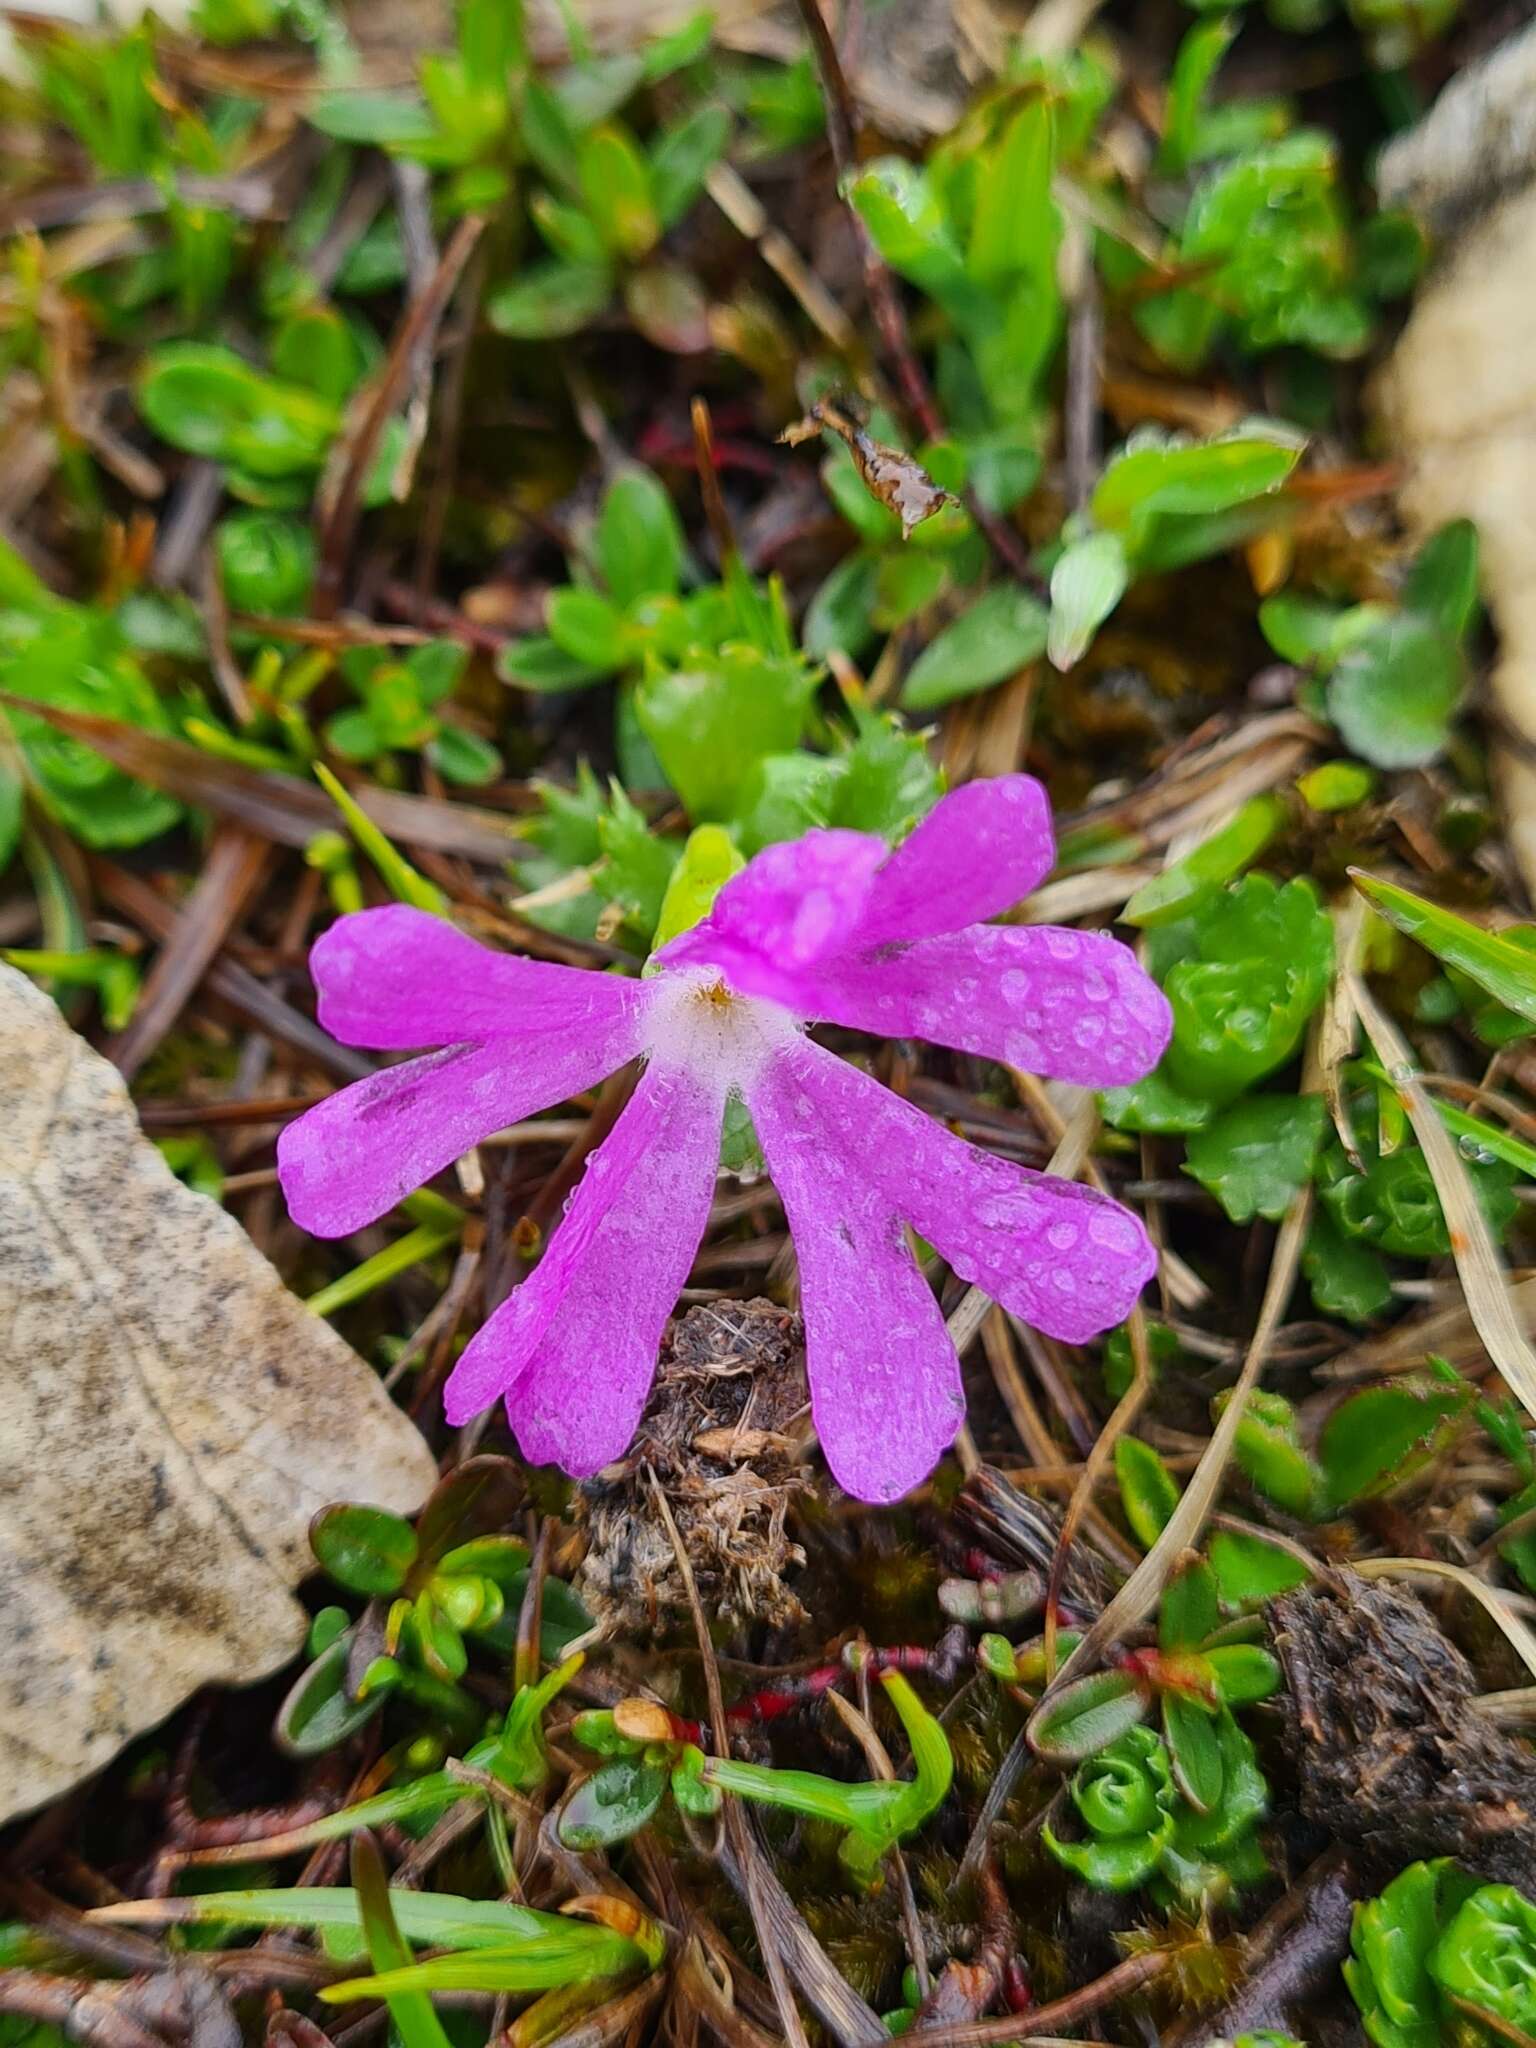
[{"xmin": 278, "ymin": 776, "xmax": 1171, "ymax": 1503}]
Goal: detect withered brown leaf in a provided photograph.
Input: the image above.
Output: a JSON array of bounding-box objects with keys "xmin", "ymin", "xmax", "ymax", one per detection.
[
  {"xmin": 781, "ymin": 398, "xmax": 955, "ymax": 537},
  {"xmin": 0, "ymin": 964, "xmax": 437, "ymax": 1825}
]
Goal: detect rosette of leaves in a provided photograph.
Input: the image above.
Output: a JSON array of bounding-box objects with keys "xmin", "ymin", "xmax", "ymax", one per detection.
[
  {"xmin": 1261, "ymin": 521, "xmax": 1479, "ymax": 769},
  {"xmin": 325, "ymin": 641, "xmax": 500, "ymax": 787},
  {"xmin": 1317, "ymin": 1076, "xmax": 1518, "ymax": 1286},
  {"xmin": 1347, "ymin": 1858, "xmax": 1536, "ymax": 2048},
  {"xmin": 1014, "ymin": 1554, "xmax": 1279, "ymax": 1890},
  {"xmin": 1040, "ymin": 1713, "xmax": 1269, "ymax": 1904},
  {"xmin": 277, "ymin": 1458, "xmax": 590, "ymax": 1757},
  {"xmin": 1106, "ymin": 25, "xmax": 1423, "ymax": 372},
  {"xmin": 1104, "ymin": 873, "xmax": 1334, "ymax": 1134},
  {"xmin": 485, "ymin": 70, "xmax": 730, "ymax": 351}
]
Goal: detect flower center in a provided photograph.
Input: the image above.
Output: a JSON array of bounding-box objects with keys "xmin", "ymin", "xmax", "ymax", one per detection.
[{"xmin": 641, "ymin": 965, "xmax": 801, "ymax": 1090}]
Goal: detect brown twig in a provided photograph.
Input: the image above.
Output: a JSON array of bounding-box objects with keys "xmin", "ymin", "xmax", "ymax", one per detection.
[
  {"xmin": 313, "ymin": 212, "xmax": 485, "ymax": 618},
  {"xmin": 788, "ymin": 0, "xmax": 1043, "ymax": 592}
]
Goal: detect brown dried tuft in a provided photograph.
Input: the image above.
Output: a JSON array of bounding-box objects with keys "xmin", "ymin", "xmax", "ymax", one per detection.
[
  {"xmin": 1272, "ymin": 1569, "xmax": 1536, "ymax": 1885},
  {"xmin": 573, "ymin": 1298, "xmax": 811, "ymax": 1640}
]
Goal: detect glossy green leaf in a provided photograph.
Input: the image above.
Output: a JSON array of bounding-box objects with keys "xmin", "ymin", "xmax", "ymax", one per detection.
[
  {"xmin": 310, "ymin": 1502, "xmax": 418, "ymax": 1597},
  {"xmin": 1301, "ymin": 1212, "xmax": 1394, "ymax": 1323},
  {"xmin": 1352, "ymin": 871, "xmax": 1536, "ymax": 1027},
  {"xmin": 1328, "ymin": 614, "xmax": 1464, "ymax": 768},
  {"xmin": 635, "ymin": 649, "xmax": 818, "ymax": 821},
  {"xmin": 559, "ymin": 1758, "xmax": 668, "ymax": 1850},
  {"xmin": 1124, "ymin": 796, "xmax": 1283, "ymax": 927},
  {"xmin": 1092, "ymin": 431, "xmax": 1300, "ymax": 535},
  {"xmin": 597, "ymin": 471, "xmax": 685, "ymax": 609},
  {"xmin": 1047, "ymin": 531, "xmax": 1128, "ymax": 671},
  {"xmin": 1184, "ymin": 1092, "xmax": 1326, "ymax": 1224},
  {"xmin": 1159, "ymin": 1555, "xmax": 1221, "ymax": 1651},
  {"xmin": 901, "ymin": 585, "xmax": 1049, "ymax": 710},
  {"xmin": 1402, "ymin": 519, "xmax": 1480, "ymax": 642},
  {"xmin": 1205, "ymin": 1644, "xmax": 1282, "ymax": 1705},
  {"xmin": 272, "ymin": 1632, "xmax": 383, "ymax": 1758}
]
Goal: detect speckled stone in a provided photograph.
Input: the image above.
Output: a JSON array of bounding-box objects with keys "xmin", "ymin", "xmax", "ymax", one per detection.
[{"xmin": 0, "ymin": 963, "xmax": 436, "ymax": 1825}]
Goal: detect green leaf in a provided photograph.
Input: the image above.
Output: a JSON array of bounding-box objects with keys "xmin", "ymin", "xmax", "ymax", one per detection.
[
  {"xmin": 803, "ymin": 551, "xmax": 879, "ymax": 662},
  {"xmin": 635, "ymin": 649, "xmax": 818, "ymax": 822},
  {"xmin": 1115, "ymin": 1435, "xmax": 1182, "ymax": 1549},
  {"xmin": 1205, "ymin": 1644, "xmax": 1282, "ymax": 1705},
  {"xmin": 901, "ymin": 585, "xmax": 1049, "ymax": 710},
  {"xmin": 487, "ymin": 261, "xmax": 614, "ymax": 339},
  {"xmin": 1402, "ymin": 519, "xmax": 1480, "ymax": 642},
  {"xmin": 428, "ymin": 726, "xmax": 502, "ymax": 787},
  {"xmin": 1220, "ymin": 1389, "xmax": 1323, "ymax": 1519},
  {"xmin": 1100, "ymin": 1068, "xmax": 1215, "ymax": 1135},
  {"xmin": 649, "ymin": 103, "xmax": 730, "ymax": 229},
  {"xmin": 1317, "ymin": 1378, "xmax": 1474, "ymax": 1509},
  {"xmin": 314, "ymin": 764, "xmax": 447, "ymax": 915},
  {"xmin": 308, "ymin": 91, "xmax": 438, "ymax": 145},
  {"xmin": 968, "ymin": 100, "xmax": 1058, "ymax": 290},
  {"xmin": 1124, "ymin": 796, "xmax": 1283, "ymax": 928},
  {"xmin": 1163, "ymin": 875, "xmax": 1334, "ymax": 1103},
  {"xmin": 1027, "ymin": 1668, "xmax": 1150, "ymax": 1764},
  {"xmin": 1159, "ymin": 1555, "xmax": 1221, "ymax": 1650},
  {"xmin": 1092, "ymin": 431, "xmax": 1301, "ymax": 536},
  {"xmin": 1047, "ymin": 531, "xmax": 1128, "ymax": 671},
  {"xmin": 547, "ymin": 588, "xmax": 628, "ymax": 670},
  {"xmin": 650, "ymin": 824, "xmax": 745, "ymax": 951},
  {"xmin": 1327, "ymin": 614, "xmax": 1464, "ymax": 768},
  {"xmin": 1162, "ymin": 1691, "xmax": 1223, "ymax": 1814},
  {"xmin": 1162, "ymin": 15, "xmax": 1237, "ymax": 175},
  {"xmin": 310, "ymin": 1503, "xmax": 418, "ymax": 1596},
  {"xmin": 597, "ymin": 471, "xmax": 685, "ymax": 608},
  {"xmin": 1352, "ymin": 871, "xmax": 1536, "ymax": 1027},
  {"xmin": 1184, "ymin": 1092, "xmax": 1326, "ymax": 1224},
  {"xmin": 350, "ymin": 1833, "xmax": 455, "ymax": 2048},
  {"xmin": 1346, "ymin": 1859, "xmax": 1481, "ymax": 2048},
  {"xmin": 215, "ymin": 510, "xmax": 315, "ymax": 616},
  {"xmin": 559, "ymin": 1758, "xmax": 669, "ymax": 1850},
  {"xmin": 1257, "ymin": 589, "xmax": 1348, "ymax": 666},
  {"xmin": 498, "ymin": 636, "xmax": 608, "ymax": 692},
  {"xmin": 1301, "ymin": 1212, "xmax": 1394, "ymax": 1323},
  {"xmin": 1430, "ymin": 1884, "xmax": 1536, "ymax": 2040},
  {"xmin": 273, "ymin": 1632, "xmax": 384, "ymax": 1758},
  {"xmin": 578, "ymin": 123, "xmax": 660, "ymax": 260},
  {"xmin": 1209, "ymin": 1527, "xmax": 1310, "ymax": 1607},
  {"xmin": 138, "ymin": 343, "xmax": 338, "ymax": 476}
]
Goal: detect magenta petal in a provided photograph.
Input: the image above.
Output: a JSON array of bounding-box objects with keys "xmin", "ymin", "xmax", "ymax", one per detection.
[
  {"xmin": 850, "ymin": 776, "xmax": 1055, "ymax": 947},
  {"xmin": 806, "ymin": 923, "xmax": 1171, "ymax": 1086},
  {"xmin": 277, "ymin": 1005, "xmax": 646, "ymax": 1238},
  {"xmin": 444, "ymin": 1062, "xmax": 724, "ymax": 1475},
  {"xmin": 748, "ymin": 1053, "xmax": 965, "ymax": 1504},
  {"xmin": 769, "ymin": 1037, "xmax": 1156, "ymax": 1345},
  {"xmin": 311, "ymin": 905, "xmax": 644, "ymax": 1050},
  {"xmin": 655, "ymin": 828, "xmax": 887, "ymax": 1005}
]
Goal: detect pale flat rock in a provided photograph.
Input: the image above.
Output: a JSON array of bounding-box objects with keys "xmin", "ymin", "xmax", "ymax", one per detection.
[
  {"xmin": 1377, "ymin": 21, "xmax": 1536, "ymax": 234},
  {"xmin": 0, "ymin": 963, "xmax": 437, "ymax": 1825},
  {"xmin": 1377, "ymin": 122, "xmax": 1536, "ymax": 897}
]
